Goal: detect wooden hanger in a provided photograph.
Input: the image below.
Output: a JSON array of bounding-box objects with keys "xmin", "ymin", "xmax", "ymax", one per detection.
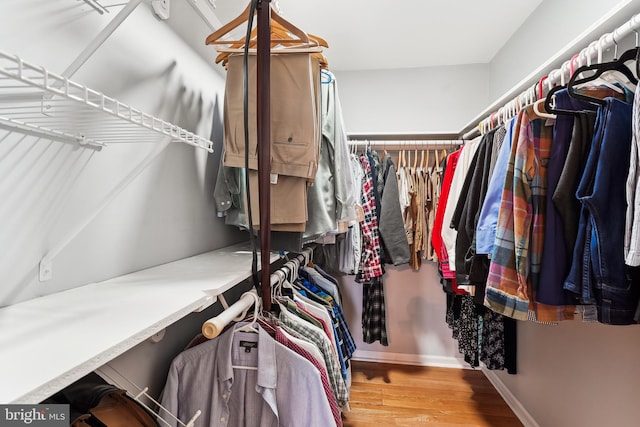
[
  {"xmin": 209, "ymin": 5, "xmax": 330, "ymax": 70},
  {"xmin": 440, "ymin": 149, "xmax": 447, "ymax": 166},
  {"xmin": 206, "ymin": 3, "xmax": 310, "ymax": 46}
]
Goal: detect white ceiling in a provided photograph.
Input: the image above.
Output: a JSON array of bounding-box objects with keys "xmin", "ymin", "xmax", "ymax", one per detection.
[{"xmin": 205, "ymin": 0, "xmax": 544, "ymax": 71}]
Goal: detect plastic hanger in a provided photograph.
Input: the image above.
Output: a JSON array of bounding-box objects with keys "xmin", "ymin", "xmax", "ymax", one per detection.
[
  {"xmin": 567, "ymin": 44, "xmax": 638, "ymax": 106},
  {"xmin": 532, "ymin": 76, "xmax": 557, "ymax": 119},
  {"xmin": 321, "ymin": 69, "xmax": 333, "ymax": 84},
  {"xmin": 229, "ymin": 292, "xmax": 261, "ymax": 370}
]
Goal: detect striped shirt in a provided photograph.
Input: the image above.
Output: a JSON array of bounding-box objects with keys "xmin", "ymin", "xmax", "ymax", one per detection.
[{"xmin": 278, "ymin": 309, "xmax": 349, "ymax": 407}]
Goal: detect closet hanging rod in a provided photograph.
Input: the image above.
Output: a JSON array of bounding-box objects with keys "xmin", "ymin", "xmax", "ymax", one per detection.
[
  {"xmin": 347, "ymin": 140, "xmax": 462, "ymax": 147},
  {"xmin": 202, "ymin": 290, "xmax": 260, "ymax": 339},
  {"xmin": 200, "ymin": 248, "xmax": 313, "ymax": 339},
  {"xmin": 348, "ymin": 132, "xmax": 459, "ymax": 141},
  {"xmin": 459, "ymin": 9, "xmax": 640, "ymax": 140}
]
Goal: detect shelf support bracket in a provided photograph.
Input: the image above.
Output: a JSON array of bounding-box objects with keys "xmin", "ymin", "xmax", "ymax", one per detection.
[
  {"xmin": 61, "ymin": 0, "xmax": 142, "ymax": 81},
  {"xmin": 39, "ymin": 139, "xmax": 171, "ymax": 282}
]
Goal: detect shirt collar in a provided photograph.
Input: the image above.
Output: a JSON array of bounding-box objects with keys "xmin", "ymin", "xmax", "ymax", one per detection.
[{"xmin": 215, "ymin": 323, "xmax": 277, "ymax": 389}]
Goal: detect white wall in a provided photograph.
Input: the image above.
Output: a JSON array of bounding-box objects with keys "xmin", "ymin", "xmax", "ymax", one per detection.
[
  {"xmin": 489, "ymin": 0, "xmax": 630, "ymax": 100},
  {"xmin": 335, "ymin": 64, "xmax": 491, "ymax": 134},
  {"xmin": 339, "ymin": 263, "xmax": 466, "ymax": 368},
  {"xmin": 491, "ymin": 321, "xmax": 640, "ymax": 427},
  {"xmin": 0, "ymin": 0, "xmax": 248, "ymax": 403},
  {"xmin": 0, "ymin": 1, "xmax": 245, "ymax": 307}
]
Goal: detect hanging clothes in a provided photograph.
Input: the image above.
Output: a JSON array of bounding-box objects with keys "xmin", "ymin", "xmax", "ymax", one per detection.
[
  {"xmin": 355, "ymin": 154, "xmax": 388, "ymax": 345},
  {"xmin": 440, "ymin": 137, "xmax": 481, "ymax": 278},
  {"xmin": 305, "ymin": 71, "xmax": 356, "ymax": 239},
  {"xmin": 378, "ymin": 153, "xmax": 411, "ymax": 265},
  {"xmin": 564, "ymin": 97, "xmax": 640, "ymax": 324},
  {"xmin": 432, "ymin": 148, "xmax": 464, "ymax": 293},
  {"xmin": 159, "ymin": 323, "xmax": 337, "ymax": 427},
  {"xmin": 484, "ymin": 106, "xmax": 573, "ymax": 322},
  {"xmin": 627, "ymin": 82, "xmax": 640, "ymax": 267}
]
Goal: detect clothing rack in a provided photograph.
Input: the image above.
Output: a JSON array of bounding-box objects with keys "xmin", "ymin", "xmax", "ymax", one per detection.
[
  {"xmin": 347, "ymin": 140, "xmax": 463, "ymax": 149},
  {"xmin": 201, "ymin": 248, "xmax": 313, "ymax": 339},
  {"xmin": 460, "ymin": 12, "xmax": 640, "ymax": 140},
  {"xmin": 348, "ymin": 132, "xmax": 459, "ymax": 141},
  {"xmin": 202, "ymin": 290, "xmax": 261, "ymax": 339}
]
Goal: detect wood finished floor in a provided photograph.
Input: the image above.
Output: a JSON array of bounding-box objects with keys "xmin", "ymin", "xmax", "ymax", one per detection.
[{"xmin": 343, "ymin": 361, "xmax": 523, "ymax": 427}]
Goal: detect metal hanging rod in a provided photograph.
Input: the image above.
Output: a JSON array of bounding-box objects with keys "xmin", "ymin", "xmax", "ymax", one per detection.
[
  {"xmin": 460, "ymin": 11, "xmax": 640, "ymax": 140},
  {"xmin": 347, "ymin": 140, "xmax": 462, "ymax": 148},
  {"xmin": 348, "ymin": 132, "xmax": 460, "ymax": 141},
  {"xmin": 0, "ymin": 51, "xmax": 214, "ymax": 152}
]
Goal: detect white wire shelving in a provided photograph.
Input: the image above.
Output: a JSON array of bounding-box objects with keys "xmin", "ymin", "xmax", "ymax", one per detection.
[{"xmin": 0, "ymin": 50, "xmax": 214, "ymax": 152}]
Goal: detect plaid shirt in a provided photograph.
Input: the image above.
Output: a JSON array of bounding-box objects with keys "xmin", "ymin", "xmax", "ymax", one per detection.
[
  {"xmin": 278, "ymin": 310, "xmax": 349, "ymax": 407},
  {"xmin": 362, "ymin": 276, "xmax": 388, "ymax": 345},
  {"xmin": 357, "ymin": 155, "xmax": 384, "ymax": 282},
  {"xmin": 334, "ymin": 303, "xmax": 356, "ymax": 359},
  {"xmin": 485, "ymin": 107, "xmax": 570, "ymax": 322},
  {"xmin": 297, "ymin": 278, "xmax": 355, "ymax": 377}
]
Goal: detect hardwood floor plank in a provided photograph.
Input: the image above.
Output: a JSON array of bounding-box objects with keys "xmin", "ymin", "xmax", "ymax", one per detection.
[{"xmin": 344, "ymin": 361, "xmax": 523, "ymax": 427}]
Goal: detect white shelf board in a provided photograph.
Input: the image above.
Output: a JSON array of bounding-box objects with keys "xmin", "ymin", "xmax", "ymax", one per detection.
[{"xmin": 0, "ymin": 243, "xmax": 277, "ymax": 404}]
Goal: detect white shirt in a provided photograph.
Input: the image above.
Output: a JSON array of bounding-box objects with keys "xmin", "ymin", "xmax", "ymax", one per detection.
[
  {"xmin": 159, "ymin": 324, "xmax": 336, "ymax": 427},
  {"xmin": 441, "ymin": 137, "xmax": 481, "ymax": 271}
]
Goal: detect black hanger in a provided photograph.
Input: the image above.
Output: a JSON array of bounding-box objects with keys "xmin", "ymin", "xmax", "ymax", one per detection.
[
  {"xmin": 567, "ymin": 48, "xmax": 638, "ymax": 106},
  {"xmin": 544, "ymin": 84, "xmax": 598, "ymax": 117}
]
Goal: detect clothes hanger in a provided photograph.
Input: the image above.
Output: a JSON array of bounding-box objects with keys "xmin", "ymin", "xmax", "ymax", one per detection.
[
  {"xmin": 567, "ymin": 39, "xmax": 638, "ymax": 106},
  {"xmin": 321, "ymin": 69, "xmax": 333, "ymax": 84},
  {"xmin": 532, "ymin": 76, "xmax": 557, "ymax": 119},
  {"xmin": 543, "ymin": 61, "xmax": 580, "ymax": 117},
  {"xmin": 206, "ymin": 3, "xmax": 310, "ymax": 46},
  {"xmin": 215, "ymin": 20, "xmax": 328, "ymax": 66},
  {"xmin": 229, "ymin": 293, "xmax": 261, "ymax": 372},
  {"xmin": 205, "ymin": 2, "xmax": 253, "ymax": 45}
]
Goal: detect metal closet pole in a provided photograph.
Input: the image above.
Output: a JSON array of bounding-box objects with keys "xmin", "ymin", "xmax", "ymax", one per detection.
[{"xmin": 256, "ymin": 0, "xmax": 272, "ymax": 311}]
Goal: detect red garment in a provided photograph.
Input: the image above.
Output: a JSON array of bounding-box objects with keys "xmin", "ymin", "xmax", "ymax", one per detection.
[
  {"xmin": 357, "ymin": 156, "xmax": 383, "ymax": 281},
  {"xmin": 431, "ymin": 149, "xmax": 465, "ymax": 294}
]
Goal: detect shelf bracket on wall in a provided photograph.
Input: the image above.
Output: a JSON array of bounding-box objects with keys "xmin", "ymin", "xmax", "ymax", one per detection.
[
  {"xmin": 38, "ymin": 139, "xmax": 172, "ymax": 282},
  {"xmin": 60, "ymin": 0, "xmax": 143, "ymax": 82}
]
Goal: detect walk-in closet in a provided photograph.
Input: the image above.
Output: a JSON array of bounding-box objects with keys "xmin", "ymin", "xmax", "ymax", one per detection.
[{"xmin": 1, "ymin": 1, "xmax": 640, "ymax": 426}]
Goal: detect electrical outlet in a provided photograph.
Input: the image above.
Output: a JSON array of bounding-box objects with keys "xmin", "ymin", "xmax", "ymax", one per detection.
[
  {"xmin": 39, "ymin": 257, "xmax": 52, "ymax": 282},
  {"xmin": 151, "ymin": 0, "xmax": 170, "ymax": 20}
]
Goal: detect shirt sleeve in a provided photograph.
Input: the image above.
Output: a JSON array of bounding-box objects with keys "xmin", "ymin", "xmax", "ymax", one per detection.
[{"xmin": 476, "ymin": 120, "xmax": 515, "ymax": 254}]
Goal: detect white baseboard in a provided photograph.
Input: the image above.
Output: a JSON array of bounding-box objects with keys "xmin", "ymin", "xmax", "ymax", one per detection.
[
  {"xmin": 481, "ymin": 368, "xmax": 540, "ymax": 427},
  {"xmin": 351, "ymin": 350, "xmax": 471, "ymax": 369}
]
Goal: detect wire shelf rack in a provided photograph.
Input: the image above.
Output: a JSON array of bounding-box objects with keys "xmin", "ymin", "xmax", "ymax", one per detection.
[{"xmin": 0, "ymin": 51, "xmax": 213, "ymax": 152}]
